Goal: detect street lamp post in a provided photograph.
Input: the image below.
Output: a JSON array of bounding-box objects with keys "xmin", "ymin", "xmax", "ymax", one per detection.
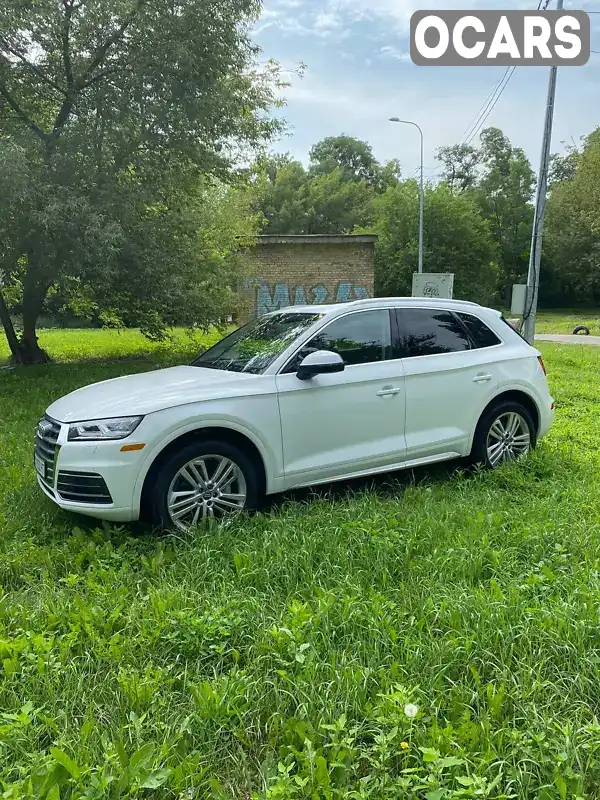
[{"xmin": 389, "ymin": 117, "xmax": 424, "ymax": 274}]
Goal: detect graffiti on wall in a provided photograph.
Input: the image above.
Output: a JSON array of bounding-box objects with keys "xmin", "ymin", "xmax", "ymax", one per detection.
[{"xmin": 244, "ymin": 278, "xmax": 370, "ymax": 317}]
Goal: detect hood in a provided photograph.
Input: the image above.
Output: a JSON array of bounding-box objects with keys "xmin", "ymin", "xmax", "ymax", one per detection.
[{"xmin": 46, "ymin": 366, "xmax": 265, "ymax": 423}]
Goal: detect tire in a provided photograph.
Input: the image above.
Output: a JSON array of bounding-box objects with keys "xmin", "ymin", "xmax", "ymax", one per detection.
[
  {"xmin": 470, "ymin": 401, "xmax": 536, "ymax": 469},
  {"xmin": 148, "ymin": 439, "xmax": 261, "ymax": 531},
  {"xmin": 573, "ymin": 325, "xmax": 590, "ymax": 336}
]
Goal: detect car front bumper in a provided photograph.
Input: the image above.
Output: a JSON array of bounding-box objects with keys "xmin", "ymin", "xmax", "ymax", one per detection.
[
  {"xmin": 35, "ymin": 417, "xmax": 144, "ymax": 523},
  {"xmin": 36, "ymin": 474, "xmax": 137, "ymax": 522}
]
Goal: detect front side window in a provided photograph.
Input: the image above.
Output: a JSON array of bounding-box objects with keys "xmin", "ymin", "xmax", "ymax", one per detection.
[
  {"xmin": 192, "ymin": 312, "xmax": 321, "ymax": 374},
  {"xmin": 284, "ymin": 309, "xmax": 392, "ymax": 372},
  {"xmin": 457, "ymin": 312, "xmax": 501, "ymax": 349},
  {"xmin": 400, "ymin": 309, "xmax": 471, "ymax": 357}
]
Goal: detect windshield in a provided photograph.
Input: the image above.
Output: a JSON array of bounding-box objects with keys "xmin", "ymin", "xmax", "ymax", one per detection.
[{"xmin": 192, "ymin": 312, "xmax": 322, "ymax": 374}]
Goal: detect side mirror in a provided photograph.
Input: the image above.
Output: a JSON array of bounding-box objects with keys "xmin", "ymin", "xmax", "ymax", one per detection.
[{"xmin": 296, "ymin": 350, "xmax": 345, "ymax": 381}]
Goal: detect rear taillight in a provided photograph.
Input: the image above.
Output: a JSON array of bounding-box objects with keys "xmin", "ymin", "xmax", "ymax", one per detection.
[{"xmin": 538, "ymin": 355, "xmax": 547, "ymax": 376}]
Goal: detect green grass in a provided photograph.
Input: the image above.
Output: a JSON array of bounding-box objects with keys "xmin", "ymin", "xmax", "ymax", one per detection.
[
  {"xmin": 0, "ymin": 327, "xmax": 224, "ymax": 366},
  {"xmin": 531, "ymin": 310, "xmax": 600, "ymax": 336},
  {"xmin": 2, "ymin": 331, "xmax": 600, "ymax": 798}
]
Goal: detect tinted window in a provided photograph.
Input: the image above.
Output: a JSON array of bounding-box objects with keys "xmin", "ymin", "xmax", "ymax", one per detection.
[
  {"xmin": 286, "ymin": 310, "xmax": 392, "ymax": 370},
  {"xmin": 192, "ymin": 312, "xmax": 321, "ymax": 374},
  {"xmin": 400, "ymin": 309, "xmax": 471, "ymax": 357},
  {"xmin": 458, "ymin": 313, "xmax": 501, "ymax": 349}
]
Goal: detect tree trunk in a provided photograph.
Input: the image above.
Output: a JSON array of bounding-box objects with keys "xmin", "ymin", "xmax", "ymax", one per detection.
[
  {"xmin": 0, "ymin": 287, "xmax": 23, "ymax": 363},
  {"xmin": 0, "ymin": 280, "xmax": 51, "ymax": 365},
  {"xmin": 19, "ymin": 281, "xmax": 51, "ymax": 364}
]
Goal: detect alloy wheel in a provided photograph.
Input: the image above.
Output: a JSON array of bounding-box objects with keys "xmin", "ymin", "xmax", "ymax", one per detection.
[
  {"xmin": 486, "ymin": 411, "xmax": 531, "ymax": 467},
  {"xmin": 167, "ymin": 454, "xmax": 247, "ymax": 530}
]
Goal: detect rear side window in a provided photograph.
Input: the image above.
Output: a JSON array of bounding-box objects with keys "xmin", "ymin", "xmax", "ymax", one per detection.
[
  {"xmin": 400, "ymin": 309, "xmax": 471, "ymax": 357},
  {"xmin": 457, "ymin": 312, "xmax": 501, "ymax": 349},
  {"xmin": 501, "ymin": 315, "xmax": 528, "ymax": 342}
]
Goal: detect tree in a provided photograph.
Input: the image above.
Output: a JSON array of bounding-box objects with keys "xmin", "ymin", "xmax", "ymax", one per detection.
[
  {"xmin": 544, "ymin": 128, "xmax": 600, "ymax": 305},
  {"xmin": 436, "ymin": 143, "xmax": 480, "ymax": 194},
  {"xmin": 309, "ymin": 135, "xmax": 381, "ymax": 184},
  {"xmin": 549, "ymin": 147, "xmax": 580, "ymax": 185},
  {"xmin": 0, "ymin": 0, "xmax": 280, "ymax": 363},
  {"xmin": 309, "ymin": 134, "xmax": 401, "ymax": 192},
  {"xmin": 304, "ymin": 168, "xmax": 377, "ymax": 233},
  {"xmin": 373, "ymin": 181, "xmax": 498, "ymax": 305},
  {"xmin": 247, "ymin": 136, "xmax": 401, "ymax": 236},
  {"xmin": 474, "ymin": 128, "xmax": 535, "ymax": 304},
  {"xmin": 246, "ymin": 154, "xmax": 312, "ymax": 234},
  {"xmin": 435, "ymin": 128, "xmax": 536, "ymax": 304}
]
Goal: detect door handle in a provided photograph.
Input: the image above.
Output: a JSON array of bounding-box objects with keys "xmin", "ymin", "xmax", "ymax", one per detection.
[
  {"xmin": 377, "ymin": 386, "xmax": 401, "ymax": 397},
  {"xmin": 473, "ymin": 373, "xmax": 493, "ymax": 384}
]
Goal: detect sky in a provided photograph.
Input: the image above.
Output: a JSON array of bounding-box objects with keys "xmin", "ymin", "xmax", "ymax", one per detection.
[{"xmin": 253, "ymin": 0, "xmax": 600, "ymax": 178}]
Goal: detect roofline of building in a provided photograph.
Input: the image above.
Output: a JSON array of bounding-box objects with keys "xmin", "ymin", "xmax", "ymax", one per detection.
[{"xmin": 247, "ymin": 234, "xmax": 378, "ymax": 245}]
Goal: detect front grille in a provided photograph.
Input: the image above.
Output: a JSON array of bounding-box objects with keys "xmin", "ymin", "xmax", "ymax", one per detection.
[
  {"xmin": 34, "ymin": 416, "xmax": 61, "ymax": 487},
  {"xmin": 56, "ymin": 471, "xmax": 113, "ymax": 504}
]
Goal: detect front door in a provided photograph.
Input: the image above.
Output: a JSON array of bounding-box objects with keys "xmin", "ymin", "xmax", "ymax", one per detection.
[{"xmin": 275, "ymin": 308, "xmax": 407, "ymax": 486}]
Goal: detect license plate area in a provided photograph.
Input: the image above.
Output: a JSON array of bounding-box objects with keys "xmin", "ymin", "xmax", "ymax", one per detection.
[{"xmin": 34, "ymin": 453, "xmax": 46, "ymax": 479}]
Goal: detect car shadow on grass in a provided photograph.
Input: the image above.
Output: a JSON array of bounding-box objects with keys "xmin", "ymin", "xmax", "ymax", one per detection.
[
  {"xmin": 265, "ymin": 457, "xmax": 467, "ymax": 512},
  {"xmin": 45, "ymin": 443, "xmax": 572, "ymax": 541},
  {"xmin": 52, "ymin": 458, "xmax": 467, "ymax": 540}
]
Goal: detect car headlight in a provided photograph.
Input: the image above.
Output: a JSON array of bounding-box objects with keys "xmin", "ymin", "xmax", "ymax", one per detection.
[{"xmin": 67, "ymin": 416, "xmax": 143, "ymax": 442}]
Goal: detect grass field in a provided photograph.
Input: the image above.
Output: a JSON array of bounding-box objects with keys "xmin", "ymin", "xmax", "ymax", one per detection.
[
  {"xmin": 2, "ymin": 329, "xmax": 600, "ymax": 798},
  {"xmin": 533, "ymin": 311, "xmax": 600, "ymax": 336},
  {"xmin": 0, "ymin": 327, "xmax": 223, "ymax": 366}
]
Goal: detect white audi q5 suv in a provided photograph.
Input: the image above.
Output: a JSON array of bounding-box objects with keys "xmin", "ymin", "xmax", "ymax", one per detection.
[{"xmin": 35, "ymin": 298, "xmax": 554, "ymax": 530}]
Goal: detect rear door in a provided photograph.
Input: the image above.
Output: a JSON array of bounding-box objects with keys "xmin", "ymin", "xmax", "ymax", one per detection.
[{"xmin": 397, "ymin": 307, "xmax": 502, "ymax": 460}]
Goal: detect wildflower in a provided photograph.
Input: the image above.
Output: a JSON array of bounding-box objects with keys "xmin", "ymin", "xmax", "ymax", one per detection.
[
  {"xmin": 401, "ymin": 741, "xmax": 409, "ymax": 750},
  {"xmin": 404, "ymin": 703, "xmax": 419, "ymax": 719}
]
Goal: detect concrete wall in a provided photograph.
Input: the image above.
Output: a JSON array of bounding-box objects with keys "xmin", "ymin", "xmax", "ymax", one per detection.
[{"xmin": 241, "ymin": 234, "xmax": 376, "ymax": 319}]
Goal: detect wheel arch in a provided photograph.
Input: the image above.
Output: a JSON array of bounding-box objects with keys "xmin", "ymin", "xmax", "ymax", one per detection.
[
  {"xmin": 473, "ymin": 389, "xmax": 541, "ymax": 450},
  {"xmin": 138, "ymin": 426, "xmax": 268, "ymax": 522}
]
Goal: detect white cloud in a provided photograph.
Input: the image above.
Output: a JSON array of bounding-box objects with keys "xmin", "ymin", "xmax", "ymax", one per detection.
[
  {"xmin": 327, "ymin": 0, "xmax": 476, "ymax": 33},
  {"xmin": 311, "ymin": 0, "xmax": 600, "ymax": 34},
  {"xmin": 254, "ymin": 21, "xmax": 276, "ymax": 35},
  {"xmin": 260, "ymin": 7, "xmax": 282, "ymax": 20},
  {"xmin": 256, "ymin": 2, "xmax": 352, "ymax": 39},
  {"xmin": 274, "ymin": 62, "xmax": 599, "ymax": 177},
  {"xmin": 260, "ymin": 0, "xmax": 600, "ymax": 39},
  {"xmin": 257, "ymin": 0, "xmax": 600, "ymax": 177},
  {"xmin": 312, "ymin": 10, "xmax": 351, "ymax": 38},
  {"xmin": 379, "ymin": 45, "xmax": 411, "ymax": 62},
  {"xmin": 314, "ymin": 10, "xmax": 341, "ymax": 29}
]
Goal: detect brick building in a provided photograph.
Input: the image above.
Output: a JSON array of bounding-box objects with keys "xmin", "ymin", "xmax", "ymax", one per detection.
[{"xmin": 240, "ymin": 234, "xmax": 377, "ymax": 319}]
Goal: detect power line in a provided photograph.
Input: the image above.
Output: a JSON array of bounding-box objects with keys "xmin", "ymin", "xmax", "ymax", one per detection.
[
  {"xmin": 462, "ymin": 0, "xmax": 553, "ymax": 144},
  {"xmin": 464, "ymin": 67, "xmax": 516, "ymax": 146},
  {"xmin": 457, "ymin": 0, "xmax": 550, "ymax": 148},
  {"xmin": 459, "ymin": 67, "xmax": 512, "ymax": 144}
]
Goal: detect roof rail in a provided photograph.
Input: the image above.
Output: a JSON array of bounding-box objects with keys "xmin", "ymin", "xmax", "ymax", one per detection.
[{"xmin": 344, "ymin": 296, "xmax": 481, "ymax": 308}]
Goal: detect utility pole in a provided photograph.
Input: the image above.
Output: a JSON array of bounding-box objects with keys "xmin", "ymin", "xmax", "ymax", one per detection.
[
  {"xmin": 389, "ymin": 117, "xmax": 424, "ymax": 273},
  {"xmin": 522, "ymin": 0, "xmax": 563, "ymax": 344}
]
